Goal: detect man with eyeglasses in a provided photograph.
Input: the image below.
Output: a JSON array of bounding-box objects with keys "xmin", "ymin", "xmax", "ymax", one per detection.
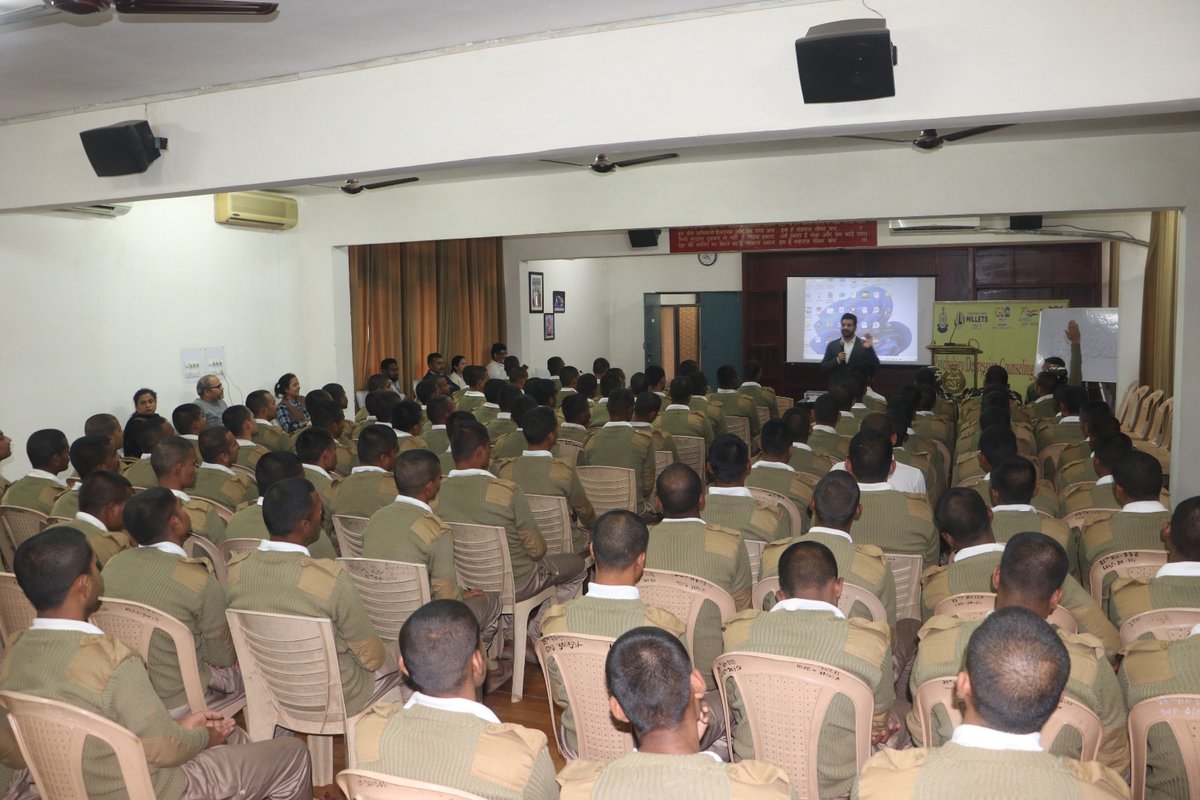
[{"xmin": 194, "ymin": 374, "xmax": 228, "ymax": 429}]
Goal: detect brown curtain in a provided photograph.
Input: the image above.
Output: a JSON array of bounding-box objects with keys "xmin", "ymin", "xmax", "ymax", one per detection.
[
  {"xmin": 349, "ymin": 237, "xmax": 506, "ymax": 393},
  {"xmin": 1138, "ymin": 210, "xmax": 1180, "ymax": 394}
]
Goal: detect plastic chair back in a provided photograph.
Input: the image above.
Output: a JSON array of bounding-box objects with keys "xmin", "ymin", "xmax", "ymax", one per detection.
[
  {"xmin": 193, "ymin": 496, "xmax": 234, "ymax": 523},
  {"xmin": 183, "ymin": 534, "xmax": 227, "ymax": 584},
  {"xmin": 219, "ymin": 537, "xmax": 262, "ymax": 564},
  {"xmin": 1063, "ymin": 507, "xmax": 1115, "ymax": 533},
  {"xmin": 338, "ymin": 558, "xmax": 430, "ymax": 664},
  {"xmin": 526, "ymin": 494, "xmax": 571, "ymax": 557},
  {"xmin": 747, "ymin": 487, "xmax": 804, "ymax": 537},
  {"xmin": 885, "ymin": 552, "xmax": 924, "ymax": 622},
  {"xmin": 839, "ymin": 582, "xmax": 888, "ymax": 623},
  {"xmin": 575, "ymin": 466, "xmax": 637, "ymax": 515},
  {"xmin": 534, "ymin": 633, "xmax": 634, "ymax": 762},
  {"xmin": 932, "ymin": 592, "xmax": 1076, "ymax": 633},
  {"xmin": 673, "ymin": 436, "xmax": 706, "ymax": 480},
  {"xmin": 1114, "ymin": 382, "xmax": 1139, "ymax": 430},
  {"xmin": 743, "ymin": 539, "xmax": 766, "ymax": 584},
  {"xmin": 1128, "ymin": 694, "xmax": 1200, "ymax": 800},
  {"xmin": 333, "ymin": 514, "xmax": 370, "ymax": 559},
  {"xmin": 914, "ymin": 677, "xmax": 1103, "ymax": 758},
  {"xmin": 638, "ymin": 569, "xmax": 736, "ymax": 662},
  {"xmin": 775, "ymin": 396, "xmax": 794, "ymax": 417},
  {"xmin": 1130, "ymin": 389, "xmax": 1164, "ymax": 441},
  {"xmin": 336, "ymin": 770, "xmax": 489, "ymax": 800},
  {"xmin": 713, "ymin": 652, "xmax": 873, "ymax": 796},
  {"xmin": 1141, "ymin": 398, "xmax": 1173, "ymax": 447},
  {"xmin": 230, "ymin": 463, "xmax": 257, "ymax": 483},
  {"xmin": 752, "ymin": 577, "xmax": 779, "ymax": 612},
  {"xmin": 90, "ymin": 597, "xmax": 245, "ymax": 717},
  {"xmin": 0, "ymin": 506, "xmax": 49, "ymax": 571},
  {"xmin": 725, "ymin": 416, "xmax": 751, "ymax": 448},
  {"xmin": 1120, "ymin": 385, "xmax": 1151, "ymax": 433},
  {"xmin": 654, "ymin": 450, "xmax": 672, "ymax": 482},
  {"xmin": 0, "ymin": 690, "xmax": 157, "ymax": 800},
  {"xmin": 755, "ymin": 406, "xmax": 769, "ymax": 427},
  {"xmin": 1087, "ymin": 549, "xmax": 1168, "ymax": 604},
  {"xmin": 1120, "ymin": 607, "xmax": 1200, "ymax": 647},
  {"xmin": 557, "ymin": 439, "xmax": 583, "ymax": 467},
  {"xmin": 0, "ymin": 572, "xmax": 35, "ymax": 647}
]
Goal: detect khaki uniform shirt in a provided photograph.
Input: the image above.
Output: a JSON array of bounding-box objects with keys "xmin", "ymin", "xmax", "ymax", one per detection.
[
  {"xmin": 576, "ymin": 423, "xmax": 656, "ymax": 501},
  {"xmin": 558, "ymin": 752, "xmax": 792, "ymax": 800}
]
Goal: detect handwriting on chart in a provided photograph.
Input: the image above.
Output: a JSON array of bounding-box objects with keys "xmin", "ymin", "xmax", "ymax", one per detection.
[{"xmin": 669, "ymin": 222, "xmax": 878, "ymax": 253}]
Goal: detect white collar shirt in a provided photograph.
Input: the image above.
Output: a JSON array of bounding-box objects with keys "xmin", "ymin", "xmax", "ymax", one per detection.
[
  {"xmin": 31, "ymin": 618, "xmax": 105, "ymax": 635},
  {"xmin": 392, "ymin": 495, "xmax": 433, "ymax": 514},
  {"xmin": 257, "ymin": 540, "xmax": 310, "ymax": 556},
  {"xmin": 951, "ymin": 724, "xmax": 1042, "ymax": 752},
  {"xmin": 808, "ymin": 525, "xmax": 852, "ymax": 542},
  {"xmin": 955, "ymin": 542, "xmax": 1006, "ymax": 562},
  {"xmin": 708, "ymin": 486, "xmax": 753, "ymax": 498},
  {"xmin": 771, "ymin": 597, "xmax": 845, "ymax": 618},
  {"xmin": 1124, "ymin": 500, "xmax": 1169, "ymax": 514},
  {"xmin": 73, "ymin": 512, "xmax": 107, "ymax": 532},
  {"xmin": 447, "ymin": 469, "xmax": 496, "ymax": 479},
  {"xmin": 404, "ymin": 692, "xmax": 500, "ymax": 724},
  {"xmin": 751, "ymin": 460, "xmax": 794, "ymax": 473},
  {"xmin": 585, "ymin": 583, "xmax": 640, "ymax": 601},
  {"xmin": 1155, "ymin": 562, "xmax": 1200, "ymax": 578},
  {"xmin": 27, "ymin": 469, "xmax": 67, "ymax": 487},
  {"xmin": 146, "ymin": 541, "xmax": 189, "ymax": 558}
]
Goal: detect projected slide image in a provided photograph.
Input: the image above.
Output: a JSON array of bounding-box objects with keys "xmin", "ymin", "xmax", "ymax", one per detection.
[{"xmin": 805, "ymin": 278, "xmax": 917, "ymax": 361}]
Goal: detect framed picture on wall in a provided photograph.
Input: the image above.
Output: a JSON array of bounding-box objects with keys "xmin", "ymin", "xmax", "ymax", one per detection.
[
  {"xmin": 543, "ymin": 313, "xmax": 555, "ymax": 340},
  {"xmin": 553, "ymin": 291, "xmax": 565, "ymax": 313},
  {"xmin": 529, "ymin": 272, "xmax": 544, "ymax": 313}
]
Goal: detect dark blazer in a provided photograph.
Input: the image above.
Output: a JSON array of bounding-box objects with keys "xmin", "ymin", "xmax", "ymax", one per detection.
[{"xmin": 820, "ymin": 336, "xmax": 881, "ymax": 376}]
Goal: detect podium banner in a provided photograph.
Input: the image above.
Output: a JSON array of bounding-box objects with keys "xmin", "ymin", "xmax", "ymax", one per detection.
[{"xmin": 930, "ymin": 300, "xmax": 1069, "ymax": 398}]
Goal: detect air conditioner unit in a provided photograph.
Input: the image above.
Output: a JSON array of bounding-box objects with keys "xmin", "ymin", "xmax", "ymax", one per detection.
[
  {"xmin": 214, "ymin": 191, "xmax": 298, "ymax": 230},
  {"xmin": 888, "ymin": 216, "xmax": 981, "ymax": 233},
  {"xmin": 56, "ymin": 204, "xmax": 132, "ymax": 218}
]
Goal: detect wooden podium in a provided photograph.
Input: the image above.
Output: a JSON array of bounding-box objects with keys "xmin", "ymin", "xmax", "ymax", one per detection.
[{"xmin": 927, "ymin": 343, "xmax": 981, "ymax": 399}]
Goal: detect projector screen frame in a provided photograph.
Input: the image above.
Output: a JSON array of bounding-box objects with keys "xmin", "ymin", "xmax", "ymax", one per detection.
[{"xmin": 784, "ymin": 274, "xmax": 937, "ymax": 365}]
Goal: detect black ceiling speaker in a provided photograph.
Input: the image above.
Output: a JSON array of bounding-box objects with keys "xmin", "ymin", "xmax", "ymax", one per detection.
[
  {"xmin": 79, "ymin": 120, "xmax": 168, "ymax": 177},
  {"xmin": 628, "ymin": 229, "xmax": 661, "ymax": 248},
  {"xmin": 795, "ymin": 19, "xmax": 897, "ymax": 104}
]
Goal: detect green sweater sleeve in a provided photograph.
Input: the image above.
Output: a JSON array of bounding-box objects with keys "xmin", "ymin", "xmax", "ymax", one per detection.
[
  {"xmin": 108, "ymin": 659, "xmax": 208, "ymax": 767},
  {"xmin": 1069, "ymin": 340, "xmax": 1083, "ymax": 386},
  {"xmin": 198, "ymin": 574, "xmax": 236, "ymax": 668},
  {"xmin": 334, "ymin": 571, "xmax": 385, "ymax": 672}
]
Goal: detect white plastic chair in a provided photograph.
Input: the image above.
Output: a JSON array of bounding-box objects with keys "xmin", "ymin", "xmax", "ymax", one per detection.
[
  {"xmin": 183, "ymin": 534, "xmax": 227, "ymax": 584},
  {"xmin": 932, "ymin": 592, "xmax": 1077, "ymax": 633},
  {"xmin": 638, "ymin": 569, "xmax": 737, "ymax": 663},
  {"xmin": 0, "ymin": 572, "xmax": 35, "ymax": 647},
  {"xmin": 0, "ymin": 690, "xmax": 157, "ymax": 800},
  {"xmin": 525, "ymin": 494, "xmax": 571, "ymax": 557},
  {"xmin": 575, "ymin": 466, "xmax": 637, "ymax": 515},
  {"xmin": 534, "ymin": 633, "xmax": 634, "ymax": 762},
  {"xmin": 556, "ymin": 439, "xmax": 583, "ymax": 467},
  {"xmin": 448, "ymin": 522, "xmax": 555, "ymax": 703},
  {"xmin": 338, "ymin": 557, "xmax": 430, "ymax": 666},
  {"xmin": 1128, "ymin": 694, "xmax": 1200, "ymax": 800},
  {"xmin": 743, "ymin": 539, "xmax": 766, "ymax": 584},
  {"xmin": 885, "ymin": 552, "xmax": 924, "ymax": 622},
  {"xmin": 1119, "ymin": 607, "xmax": 1200, "ymax": 647},
  {"xmin": 747, "ymin": 486, "xmax": 805, "ymax": 538},
  {"xmin": 673, "ymin": 435, "xmax": 706, "ymax": 480},
  {"xmin": 0, "ymin": 506, "xmax": 49, "ymax": 571},
  {"xmin": 333, "ymin": 514, "xmax": 370, "ymax": 559},
  {"xmin": 90, "ymin": 596, "xmax": 246, "ymax": 718},
  {"xmin": 336, "ymin": 769, "xmax": 489, "ymax": 800}
]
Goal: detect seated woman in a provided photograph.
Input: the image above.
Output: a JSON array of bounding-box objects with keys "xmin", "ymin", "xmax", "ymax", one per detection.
[
  {"xmin": 122, "ymin": 387, "xmax": 158, "ymax": 457},
  {"xmin": 274, "ymin": 373, "xmax": 311, "ymax": 433},
  {"xmin": 448, "ymin": 355, "xmax": 468, "ymax": 393}
]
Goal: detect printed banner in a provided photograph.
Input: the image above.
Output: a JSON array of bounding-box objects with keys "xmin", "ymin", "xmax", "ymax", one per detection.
[
  {"xmin": 930, "ymin": 300, "xmax": 1070, "ymax": 398},
  {"xmin": 669, "ymin": 221, "xmax": 876, "ymax": 252}
]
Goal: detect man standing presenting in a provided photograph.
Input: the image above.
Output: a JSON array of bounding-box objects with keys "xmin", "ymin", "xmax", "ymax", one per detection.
[
  {"xmin": 821, "ymin": 312, "xmax": 880, "ymax": 379},
  {"xmin": 193, "ymin": 375, "xmax": 228, "ymax": 429}
]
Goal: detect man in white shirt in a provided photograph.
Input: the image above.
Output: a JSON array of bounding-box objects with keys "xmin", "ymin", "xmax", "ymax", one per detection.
[
  {"xmin": 0, "ymin": 428, "xmax": 70, "ymax": 513},
  {"xmin": 855, "ymin": 606, "xmax": 1129, "ymax": 799},
  {"xmin": 831, "ymin": 412, "xmax": 927, "ymax": 496},
  {"xmin": 485, "ymin": 342, "xmax": 509, "ymax": 380}
]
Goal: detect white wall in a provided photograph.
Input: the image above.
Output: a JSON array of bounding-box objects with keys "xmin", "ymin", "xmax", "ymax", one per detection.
[
  {"xmin": 0, "ymin": 195, "xmax": 314, "ymax": 474},
  {"xmin": 518, "ymin": 259, "xmax": 612, "ymax": 376}
]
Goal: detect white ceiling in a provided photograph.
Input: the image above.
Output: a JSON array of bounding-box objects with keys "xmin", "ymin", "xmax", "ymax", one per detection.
[{"xmin": 0, "ymin": 0, "xmax": 818, "ymax": 123}]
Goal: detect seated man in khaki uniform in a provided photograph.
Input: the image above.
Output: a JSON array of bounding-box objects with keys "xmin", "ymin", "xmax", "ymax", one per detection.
[
  {"xmin": 391, "ymin": 400, "xmax": 431, "ymax": 454},
  {"xmin": 576, "ymin": 388, "xmax": 656, "ymax": 507},
  {"xmin": 435, "ymin": 421, "xmax": 586, "ymax": 640},
  {"xmin": 809, "ymin": 395, "xmax": 850, "ymax": 461},
  {"xmin": 1077, "ymin": 450, "xmax": 1170, "ymax": 593},
  {"xmin": 737, "ymin": 359, "xmax": 779, "ymax": 421},
  {"xmin": 645, "ymin": 464, "xmax": 752, "ymax": 692},
  {"xmin": 485, "ymin": 384, "xmax": 523, "ymax": 444},
  {"xmin": 856, "ymin": 606, "xmax": 1128, "ymax": 800},
  {"xmin": 226, "ymin": 478, "xmax": 393, "ymax": 716},
  {"xmin": 542, "ymin": 510, "xmax": 686, "ymax": 758},
  {"xmin": 989, "ymin": 456, "xmax": 1078, "ymax": 575},
  {"xmin": 1119, "ymin": 615, "xmax": 1200, "ymax": 800},
  {"xmin": 686, "ymin": 370, "xmax": 726, "ymax": 439},
  {"xmin": 960, "ymin": 426, "xmax": 1059, "ymax": 517},
  {"xmin": 654, "ymin": 376, "xmax": 714, "ymax": 447},
  {"xmin": 124, "ymin": 417, "xmax": 171, "ymax": 490},
  {"xmin": 723, "ymin": 541, "xmax": 897, "ymax": 798},
  {"xmin": 50, "ymin": 433, "xmax": 120, "ymax": 520},
  {"xmin": 585, "ymin": 371, "xmax": 623, "ymax": 430},
  {"xmin": 330, "ymin": 424, "xmax": 400, "ymax": 519},
  {"xmin": 456, "ymin": 365, "xmax": 488, "ymax": 416},
  {"xmin": 0, "ymin": 527, "xmax": 312, "ymax": 800},
  {"xmin": 555, "ymin": 365, "xmax": 580, "ymax": 409},
  {"xmin": 192, "ymin": 427, "xmax": 257, "ymax": 510},
  {"xmin": 745, "ymin": 420, "xmax": 816, "ymax": 528},
  {"xmin": 701, "ymin": 434, "xmax": 788, "ymax": 544},
  {"xmin": 151, "ymin": 437, "xmax": 227, "ymax": 544},
  {"xmin": 557, "ymin": 627, "xmax": 792, "ymax": 799},
  {"xmin": 489, "ymin": 395, "xmax": 540, "ymax": 461},
  {"xmin": 103, "ymin": 487, "xmax": 243, "ymax": 716},
  {"xmin": 1061, "ymin": 432, "xmax": 1131, "ymax": 516},
  {"xmin": 421, "ymin": 395, "xmax": 455, "ymax": 456},
  {"xmin": 632, "ymin": 391, "xmax": 678, "ymax": 463},
  {"xmin": 559, "ymin": 393, "xmax": 592, "ymax": 445},
  {"xmin": 845, "ymin": 429, "xmax": 939, "ymax": 566},
  {"xmin": 908, "ymin": 532, "xmax": 1128, "ymax": 775},
  {"xmin": 709, "ymin": 365, "xmax": 761, "ymax": 445},
  {"xmin": 355, "ymin": 599, "xmax": 558, "ymax": 799},
  {"xmin": 221, "ymin": 405, "xmax": 272, "ymax": 472},
  {"xmin": 247, "ymin": 389, "xmax": 288, "ymax": 452},
  {"xmin": 494, "ymin": 406, "xmax": 595, "ymax": 554},
  {"xmin": 57, "ymin": 470, "xmax": 136, "ymax": 566},
  {"xmin": 361, "ymin": 449, "xmax": 501, "ymax": 646},
  {"xmin": 780, "ymin": 406, "xmax": 839, "ymax": 480},
  {"xmin": 1, "ymin": 428, "xmax": 70, "ymax": 514},
  {"xmin": 1109, "ymin": 495, "xmax": 1200, "ymax": 629}
]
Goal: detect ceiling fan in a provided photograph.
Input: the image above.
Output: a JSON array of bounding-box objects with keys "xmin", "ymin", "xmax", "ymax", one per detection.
[
  {"xmin": 541, "ymin": 152, "xmax": 679, "ymax": 174},
  {"xmin": 1, "ymin": 0, "xmax": 276, "ymax": 25},
  {"xmin": 339, "ymin": 176, "xmax": 419, "ymax": 195},
  {"xmin": 840, "ymin": 125, "xmax": 1012, "ymax": 151}
]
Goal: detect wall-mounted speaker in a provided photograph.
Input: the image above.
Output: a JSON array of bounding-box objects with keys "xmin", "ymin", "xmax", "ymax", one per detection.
[
  {"xmin": 628, "ymin": 228, "xmax": 661, "ymax": 248},
  {"xmin": 79, "ymin": 120, "xmax": 168, "ymax": 177},
  {"xmin": 1009, "ymin": 214, "xmax": 1044, "ymax": 230},
  {"xmin": 795, "ymin": 19, "xmax": 897, "ymax": 104}
]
